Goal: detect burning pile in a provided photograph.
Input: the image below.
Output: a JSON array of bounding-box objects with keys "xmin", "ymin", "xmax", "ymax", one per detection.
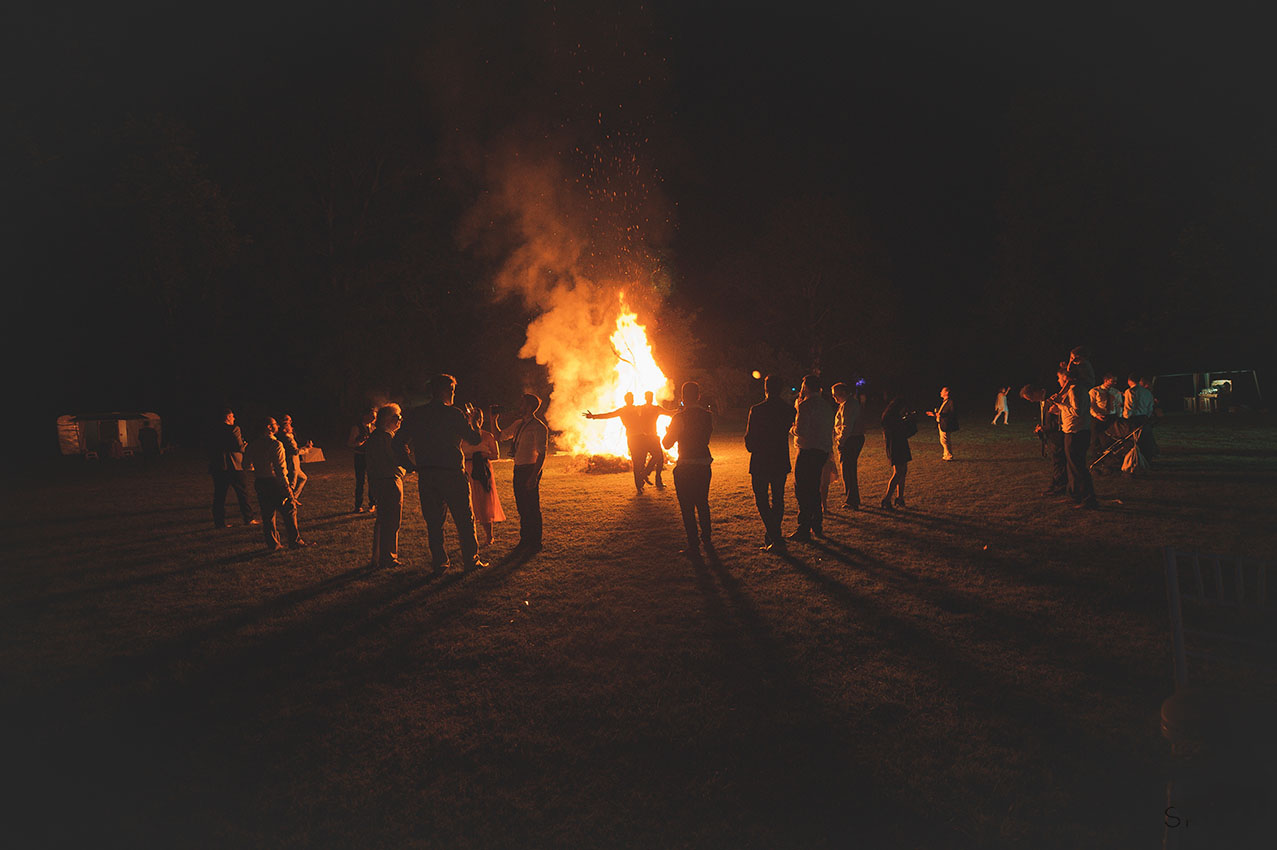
[{"xmin": 559, "ymin": 292, "xmax": 674, "ymax": 462}]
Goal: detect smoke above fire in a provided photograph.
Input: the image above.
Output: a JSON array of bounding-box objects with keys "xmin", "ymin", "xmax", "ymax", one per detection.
[
  {"xmin": 425, "ymin": 1, "xmax": 677, "ymax": 454},
  {"xmin": 464, "ymin": 147, "xmax": 674, "ymax": 455}
]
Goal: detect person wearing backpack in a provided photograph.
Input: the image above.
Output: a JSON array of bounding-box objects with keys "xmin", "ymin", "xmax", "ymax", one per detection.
[{"xmin": 880, "ymin": 396, "xmax": 914, "ymax": 509}]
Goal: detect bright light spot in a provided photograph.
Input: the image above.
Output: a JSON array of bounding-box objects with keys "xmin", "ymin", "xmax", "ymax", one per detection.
[
  {"xmin": 751, "ymin": 370, "xmax": 762, "ymax": 380},
  {"xmin": 578, "ymin": 292, "xmax": 676, "ymax": 459}
]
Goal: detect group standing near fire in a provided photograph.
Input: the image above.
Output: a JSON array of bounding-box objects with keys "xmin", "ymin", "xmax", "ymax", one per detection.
[{"xmin": 208, "ymin": 343, "xmax": 1161, "ymax": 566}]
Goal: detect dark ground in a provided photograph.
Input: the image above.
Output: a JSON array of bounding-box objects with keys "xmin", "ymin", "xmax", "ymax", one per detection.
[{"xmin": 3, "ymin": 414, "xmax": 1276, "ymax": 848}]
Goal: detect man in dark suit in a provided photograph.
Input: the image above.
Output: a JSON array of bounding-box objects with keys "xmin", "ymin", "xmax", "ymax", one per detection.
[
  {"xmin": 209, "ymin": 408, "xmax": 258, "ymax": 528},
  {"xmin": 744, "ymin": 375, "xmax": 795, "ymax": 552},
  {"xmin": 397, "ymin": 374, "xmax": 489, "ymax": 572}
]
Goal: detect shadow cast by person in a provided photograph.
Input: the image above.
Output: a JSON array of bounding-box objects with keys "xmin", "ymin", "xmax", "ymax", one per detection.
[
  {"xmin": 0, "ymin": 503, "xmax": 208, "ymax": 533},
  {"xmin": 684, "ymin": 547, "xmax": 915, "ymax": 841}
]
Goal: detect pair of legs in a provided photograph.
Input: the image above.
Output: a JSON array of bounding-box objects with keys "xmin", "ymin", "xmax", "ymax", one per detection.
[
  {"xmin": 288, "ymin": 458, "xmax": 308, "ymax": 501},
  {"xmin": 1064, "ymin": 431, "xmax": 1097, "ymax": 507},
  {"xmin": 353, "ymin": 453, "xmax": 376, "ymax": 511},
  {"xmin": 751, "ymin": 471, "xmax": 786, "ymax": 546},
  {"xmin": 418, "ymin": 467, "xmax": 481, "ymax": 568},
  {"xmin": 644, "ymin": 436, "xmax": 665, "ymax": 486},
  {"xmin": 992, "ymin": 409, "xmax": 1009, "ymax": 425},
  {"xmin": 819, "ymin": 455, "xmax": 836, "ymax": 513},
  {"xmin": 212, "ymin": 469, "xmax": 255, "ymax": 526},
  {"xmin": 512, "ymin": 464, "xmax": 543, "ymax": 548},
  {"xmin": 370, "ymin": 477, "xmax": 402, "ymax": 567},
  {"xmin": 628, "ymin": 439, "xmax": 647, "ymax": 493},
  {"xmin": 882, "ymin": 462, "xmax": 908, "ymax": 507},
  {"xmin": 253, "ymin": 478, "xmax": 300, "ymax": 549},
  {"xmin": 673, "ymin": 463, "xmax": 712, "ymax": 554},
  {"xmin": 839, "ymin": 435, "xmax": 864, "ymax": 507},
  {"xmin": 1044, "ymin": 434, "xmax": 1067, "ymax": 494},
  {"xmin": 938, "ymin": 427, "xmax": 954, "ymax": 460},
  {"xmin": 793, "ymin": 448, "xmax": 828, "ymax": 537}
]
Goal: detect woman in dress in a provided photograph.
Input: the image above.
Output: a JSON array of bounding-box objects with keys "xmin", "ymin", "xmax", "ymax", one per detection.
[
  {"xmin": 464, "ymin": 408, "xmax": 506, "ymax": 546},
  {"xmin": 880, "ymin": 396, "xmax": 913, "ymax": 510},
  {"xmin": 992, "ymin": 386, "xmax": 1010, "ymax": 424}
]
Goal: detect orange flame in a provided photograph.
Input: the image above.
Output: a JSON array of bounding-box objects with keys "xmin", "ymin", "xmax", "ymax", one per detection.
[{"xmin": 574, "ymin": 293, "xmax": 674, "ymax": 458}]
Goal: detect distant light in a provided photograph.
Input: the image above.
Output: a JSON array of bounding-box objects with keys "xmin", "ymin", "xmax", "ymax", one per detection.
[{"xmin": 751, "ymin": 370, "xmax": 762, "ymax": 380}]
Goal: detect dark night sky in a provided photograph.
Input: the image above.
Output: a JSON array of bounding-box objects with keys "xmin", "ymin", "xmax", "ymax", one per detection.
[{"xmin": 9, "ymin": 1, "xmax": 1275, "ymax": 447}]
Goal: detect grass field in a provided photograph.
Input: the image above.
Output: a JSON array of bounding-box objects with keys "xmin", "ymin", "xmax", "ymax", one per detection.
[{"xmin": 4, "ymin": 414, "xmax": 1276, "ymax": 848}]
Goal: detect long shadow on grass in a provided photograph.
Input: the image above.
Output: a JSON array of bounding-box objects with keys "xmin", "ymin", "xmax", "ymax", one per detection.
[
  {"xmin": 1, "ymin": 544, "xmax": 289, "ymax": 611},
  {"xmin": 844, "ymin": 511, "xmax": 1165, "ymax": 621},
  {"xmin": 802, "ymin": 533, "xmax": 1160, "ymax": 694},
  {"xmin": 774, "ymin": 544, "xmax": 1164, "ymax": 843},
  {"xmin": 682, "ymin": 545, "xmax": 947, "ymax": 844},
  {"xmin": 118, "ymin": 544, "xmax": 543, "ymax": 716},
  {"xmin": 0, "ymin": 503, "xmax": 206, "ymax": 532}
]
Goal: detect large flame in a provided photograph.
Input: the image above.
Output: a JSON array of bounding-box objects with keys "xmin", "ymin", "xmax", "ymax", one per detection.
[{"xmin": 576, "ymin": 293, "xmax": 674, "ymax": 458}]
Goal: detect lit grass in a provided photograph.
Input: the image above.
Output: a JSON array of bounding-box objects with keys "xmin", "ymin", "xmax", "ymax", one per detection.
[{"xmin": 3, "ymin": 414, "xmax": 1276, "ymax": 848}]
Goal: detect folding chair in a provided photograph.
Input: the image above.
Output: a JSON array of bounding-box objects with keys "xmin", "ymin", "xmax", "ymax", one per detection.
[{"xmin": 1089, "ymin": 425, "xmax": 1141, "ymax": 471}]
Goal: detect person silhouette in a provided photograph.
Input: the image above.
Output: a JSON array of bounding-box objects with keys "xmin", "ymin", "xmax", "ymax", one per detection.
[
  {"xmin": 832, "ymin": 382, "xmax": 866, "ymax": 509},
  {"xmin": 583, "ymin": 392, "xmax": 648, "ymax": 493},
  {"xmin": 663, "ymin": 381, "xmax": 714, "ymax": 560},
  {"xmin": 494, "ymin": 393, "xmax": 549, "ymax": 552},
  {"xmin": 208, "ymin": 408, "xmax": 258, "ymax": 528},
  {"xmin": 347, "ymin": 407, "xmax": 377, "ymax": 513},
  {"xmin": 278, "ymin": 414, "xmax": 307, "ymax": 502},
  {"xmin": 880, "ymin": 396, "xmax": 914, "ymax": 509},
  {"xmin": 244, "ymin": 417, "xmax": 307, "ymax": 550},
  {"xmin": 745, "ymin": 375, "xmax": 794, "ymax": 551},
  {"xmin": 638, "ymin": 391, "xmax": 667, "ymax": 488},
  {"xmin": 366, "ymin": 404, "xmax": 413, "ymax": 568},
  {"xmin": 397, "ymin": 374, "xmax": 489, "ymax": 571},
  {"xmin": 789, "ymin": 374, "xmax": 834, "ymax": 541}
]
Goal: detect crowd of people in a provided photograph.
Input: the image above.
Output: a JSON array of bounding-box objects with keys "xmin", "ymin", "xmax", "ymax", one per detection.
[
  {"xmin": 210, "ymin": 374, "xmax": 548, "ymax": 568},
  {"xmin": 209, "ymin": 350, "xmax": 1160, "ymax": 567},
  {"xmin": 1018, "ymin": 346, "xmax": 1160, "ymax": 511}
]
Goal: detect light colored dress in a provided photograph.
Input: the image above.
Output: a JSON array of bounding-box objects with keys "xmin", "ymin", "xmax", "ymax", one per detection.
[{"xmin": 464, "ymin": 431, "xmax": 506, "ymax": 534}]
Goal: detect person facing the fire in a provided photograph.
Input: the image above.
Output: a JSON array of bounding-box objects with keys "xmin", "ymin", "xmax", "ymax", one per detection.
[
  {"xmin": 925, "ymin": 386, "xmax": 957, "ymax": 461},
  {"xmin": 366, "ymin": 403, "xmax": 413, "ymax": 569},
  {"xmin": 745, "ymin": 374, "xmax": 795, "ymax": 552},
  {"xmin": 789, "ymin": 374, "xmax": 835, "ymax": 541},
  {"xmin": 347, "ymin": 407, "xmax": 377, "ymax": 514},
  {"xmin": 832, "ymin": 381, "xmax": 866, "ymax": 510},
  {"xmin": 244, "ymin": 417, "xmax": 307, "ymax": 551},
  {"xmin": 397, "ymin": 374, "xmax": 488, "ymax": 572},
  {"xmin": 583, "ymin": 392, "xmax": 649, "ymax": 494},
  {"xmin": 1022, "ymin": 373, "xmax": 1068, "ymax": 496},
  {"xmin": 209, "ymin": 408, "xmax": 258, "ymax": 528},
  {"xmin": 880, "ymin": 396, "xmax": 914, "ymax": 509},
  {"xmin": 638, "ymin": 391, "xmax": 667, "ymax": 488},
  {"xmin": 663, "ymin": 381, "xmax": 714, "ymax": 560},
  {"xmin": 278, "ymin": 413, "xmax": 306, "ymax": 502},
  {"xmin": 1052, "ymin": 367, "xmax": 1098, "ymax": 510},
  {"xmin": 494, "ymin": 392, "xmax": 549, "ymax": 552}
]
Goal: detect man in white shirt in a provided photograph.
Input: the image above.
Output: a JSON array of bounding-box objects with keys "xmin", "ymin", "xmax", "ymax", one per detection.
[
  {"xmin": 494, "ymin": 393, "xmax": 549, "ymax": 552},
  {"xmin": 1053, "ymin": 378, "xmax": 1098, "ymax": 509},
  {"xmin": 1088, "ymin": 374, "xmax": 1121, "ymax": 469}
]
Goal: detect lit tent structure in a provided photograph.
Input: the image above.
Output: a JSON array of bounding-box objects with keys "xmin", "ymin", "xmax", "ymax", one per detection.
[{"xmin": 57, "ymin": 412, "xmax": 162, "ymax": 456}]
